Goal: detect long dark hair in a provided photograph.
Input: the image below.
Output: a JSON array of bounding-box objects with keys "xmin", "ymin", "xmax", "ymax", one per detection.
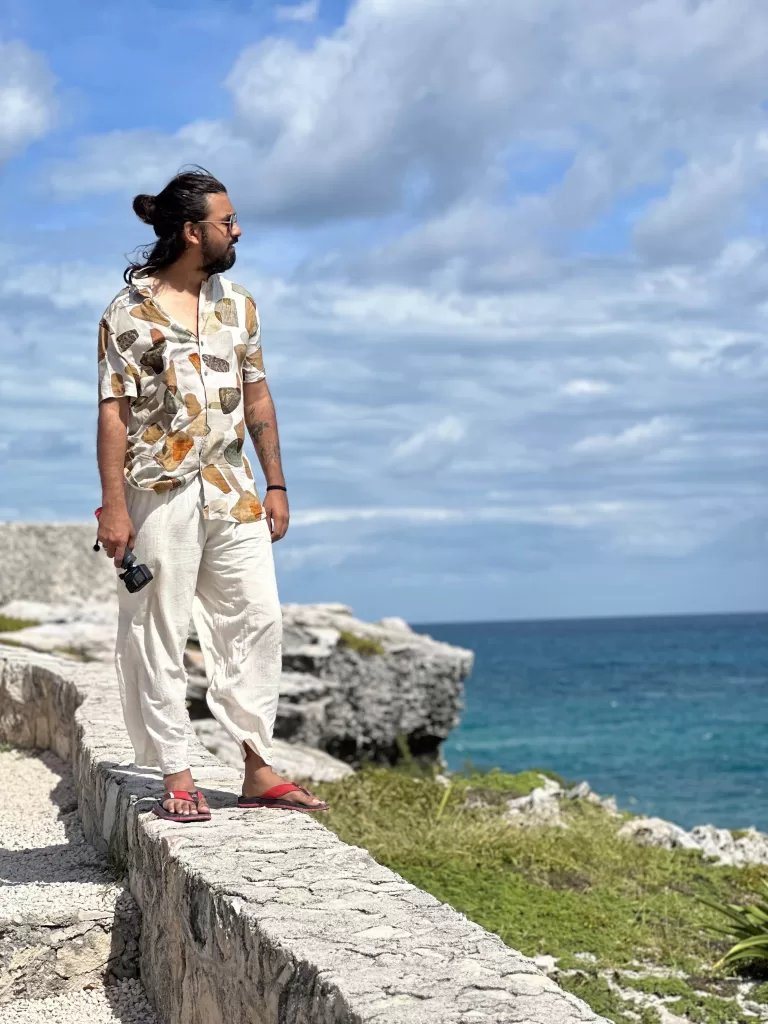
[{"xmin": 124, "ymin": 167, "xmax": 227, "ymax": 284}]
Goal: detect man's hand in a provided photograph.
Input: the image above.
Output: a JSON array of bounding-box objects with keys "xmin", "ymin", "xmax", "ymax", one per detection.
[
  {"xmin": 98, "ymin": 505, "xmax": 136, "ymax": 567},
  {"xmin": 264, "ymin": 490, "xmax": 289, "ymax": 543}
]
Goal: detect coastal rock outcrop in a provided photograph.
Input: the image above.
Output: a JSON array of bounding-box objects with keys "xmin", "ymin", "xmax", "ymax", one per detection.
[
  {"xmin": 0, "ymin": 596, "xmax": 473, "ymax": 767},
  {"xmin": 464, "ymin": 774, "xmax": 621, "ymax": 828},
  {"xmin": 619, "ymin": 817, "xmax": 768, "ymax": 867}
]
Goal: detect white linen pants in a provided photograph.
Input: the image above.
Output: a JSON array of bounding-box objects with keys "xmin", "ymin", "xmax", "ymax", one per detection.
[{"xmin": 115, "ymin": 475, "xmax": 281, "ymax": 775}]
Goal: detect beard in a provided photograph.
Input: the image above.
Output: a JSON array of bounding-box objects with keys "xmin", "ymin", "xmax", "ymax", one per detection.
[{"xmin": 200, "ymin": 227, "xmax": 237, "ymax": 275}]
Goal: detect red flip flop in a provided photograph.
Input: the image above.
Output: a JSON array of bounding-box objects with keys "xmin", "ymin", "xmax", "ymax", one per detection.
[
  {"xmin": 152, "ymin": 789, "xmax": 211, "ymax": 823},
  {"xmin": 238, "ymin": 782, "xmax": 329, "ymax": 813}
]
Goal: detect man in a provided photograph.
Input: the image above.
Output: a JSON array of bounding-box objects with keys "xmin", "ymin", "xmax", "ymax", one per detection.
[{"xmin": 96, "ymin": 168, "xmax": 328, "ymax": 820}]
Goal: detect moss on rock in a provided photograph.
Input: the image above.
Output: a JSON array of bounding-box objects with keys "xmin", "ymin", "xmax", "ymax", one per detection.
[
  {"xmin": 0, "ymin": 615, "xmax": 39, "ymax": 632},
  {"xmin": 337, "ymin": 630, "xmax": 384, "ymax": 656}
]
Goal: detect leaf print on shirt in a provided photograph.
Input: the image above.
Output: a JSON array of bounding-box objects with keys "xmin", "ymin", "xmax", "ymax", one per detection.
[
  {"xmin": 142, "ymin": 423, "xmax": 164, "ymax": 445},
  {"xmin": 200, "ymin": 310, "xmax": 220, "ymax": 335},
  {"xmin": 130, "ymin": 299, "xmax": 171, "ymax": 326},
  {"xmin": 116, "ymin": 329, "xmax": 138, "ymax": 353},
  {"xmin": 244, "ymin": 296, "xmax": 258, "ymax": 337},
  {"xmin": 219, "ymin": 387, "xmax": 241, "ymax": 414},
  {"xmin": 207, "ymin": 498, "xmax": 229, "ymax": 517},
  {"xmin": 140, "ymin": 340, "xmax": 166, "ymax": 374},
  {"xmin": 235, "ymin": 344, "xmax": 246, "ymax": 367},
  {"xmin": 111, "ymin": 373, "xmax": 125, "ymax": 397},
  {"xmin": 202, "ymin": 465, "xmax": 232, "ymax": 493},
  {"xmin": 202, "ymin": 354, "xmax": 230, "ymax": 373},
  {"xmin": 154, "ymin": 431, "xmax": 194, "ymax": 471},
  {"xmin": 214, "ymin": 298, "xmax": 238, "ymax": 327},
  {"xmin": 163, "ymin": 386, "xmax": 183, "ymax": 414},
  {"xmin": 126, "ymin": 365, "xmax": 142, "ymax": 392},
  {"xmin": 184, "ymin": 393, "xmax": 202, "ymax": 417},
  {"xmin": 98, "ymin": 319, "xmax": 109, "ymax": 359},
  {"xmin": 223, "ymin": 439, "xmax": 243, "ymax": 467},
  {"xmin": 189, "ymin": 353, "xmax": 201, "ymax": 374},
  {"xmin": 132, "ymin": 394, "xmax": 153, "ymax": 412},
  {"xmin": 230, "ymin": 491, "xmax": 263, "ymax": 523},
  {"xmin": 245, "ymin": 348, "xmax": 265, "ymax": 374},
  {"xmin": 163, "ymin": 362, "xmax": 178, "ymax": 389},
  {"xmin": 151, "ymin": 477, "xmax": 182, "ymax": 493},
  {"xmin": 188, "ymin": 412, "xmax": 209, "ymax": 437}
]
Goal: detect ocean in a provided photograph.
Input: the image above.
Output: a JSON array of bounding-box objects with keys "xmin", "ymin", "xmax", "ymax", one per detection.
[{"xmin": 413, "ymin": 613, "xmax": 768, "ymax": 832}]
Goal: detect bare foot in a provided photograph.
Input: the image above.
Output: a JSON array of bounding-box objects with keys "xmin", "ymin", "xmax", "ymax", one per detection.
[
  {"xmin": 161, "ymin": 769, "xmax": 210, "ymax": 817},
  {"xmin": 242, "ymin": 759, "xmax": 328, "ymax": 810}
]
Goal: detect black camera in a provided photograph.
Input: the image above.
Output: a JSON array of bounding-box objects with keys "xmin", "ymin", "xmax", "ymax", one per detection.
[
  {"xmin": 93, "ymin": 507, "xmax": 153, "ymax": 593},
  {"xmin": 118, "ymin": 548, "xmax": 153, "ymax": 593}
]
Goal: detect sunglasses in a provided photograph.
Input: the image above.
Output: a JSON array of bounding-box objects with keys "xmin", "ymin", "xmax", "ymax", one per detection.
[{"xmin": 196, "ymin": 212, "xmax": 238, "ymax": 232}]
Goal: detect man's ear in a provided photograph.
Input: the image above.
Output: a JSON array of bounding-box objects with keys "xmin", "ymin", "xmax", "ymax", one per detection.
[{"xmin": 182, "ymin": 221, "xmax": 201, "ymax": 248}]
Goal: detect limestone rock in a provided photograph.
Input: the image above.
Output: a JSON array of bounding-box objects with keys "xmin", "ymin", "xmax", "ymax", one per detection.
[
  {"xmin": 619, "ymin": 816, "xmax": 768, "ymax": 866},
  {"xmin": 618, "ymin": 817, "xmax": 701, "ymax": 851},
  {"xmin": 689, "ymin": 824, "xmax": 768, "ymax": 866},
  {"xmin": 0, "ymin": 600, "xmax": 119, "ymax": 663},
  {"xmin": 0, "ymin": 525, "xmax": 117, "ymax": 607},
  {"xmin": 277, "ymin": 602, "xmax": 474, "ymax": 764},
  {"xmin": 505, "ymin": 786, "xmax": 565, "ymax": 828}
]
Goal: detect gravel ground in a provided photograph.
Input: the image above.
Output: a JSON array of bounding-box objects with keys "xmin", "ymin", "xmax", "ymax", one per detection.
[
  {"xmin": 3, "ymin": 979, "xmax": 159, "ymax": 1024},
  {"xmin": 0, "ymin": 748, "xmax": 159, "ymax": 1023},
  {"xmin": 0, "ymin": 749, "xmax": 121, "ymax": 922}
]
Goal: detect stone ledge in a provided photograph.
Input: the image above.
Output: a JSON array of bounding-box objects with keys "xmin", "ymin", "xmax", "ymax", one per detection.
[{"xmin": 0, "ymin": 646, "xmax": 608, "ymax": 1024}]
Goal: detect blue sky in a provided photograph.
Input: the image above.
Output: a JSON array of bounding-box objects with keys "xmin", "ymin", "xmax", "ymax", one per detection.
[{"xmin": 0, "ymin": 0, "xmax": 766, "ymax": 623}]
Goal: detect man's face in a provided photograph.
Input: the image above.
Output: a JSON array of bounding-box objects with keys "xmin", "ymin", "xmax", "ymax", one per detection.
[{"xmin": 198, "ymin": 191, "xmax": 242, "ymax": 275}]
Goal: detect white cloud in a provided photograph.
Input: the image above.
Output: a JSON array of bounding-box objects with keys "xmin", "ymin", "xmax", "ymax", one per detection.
[
  {"xmin": 571, "ymin": 416, "xmax": 681, "ymax": 456},
  {"xmin": 560, "ymin": 379, "xmax": 613, "ymax": 397},
  {"xmin": 48, "ymin": 378, "xmax": 93, "ymax": 404},
  {"xmin": 291, "ymin": 502, "xmax": 626, "ymax": 529},
  {"xmin": 275, "ymin": 542, "xmax": 364, "ymax": 570},
  {"xmin": 44, "ymin": 0, "xmax": 768, "ymax": 238},
  {"xmin": 388, "ymin": 415, "xmax": 466, "ymax": 473},
  {"xmin": 274, "ymin": 0, "xmax": 320, "ymax": 22},
  {"xmin": 0, "ymin": 40, "xmax": 57, "ymax": 165}
]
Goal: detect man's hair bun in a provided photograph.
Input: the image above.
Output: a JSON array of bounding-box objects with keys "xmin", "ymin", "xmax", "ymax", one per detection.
[{"xmin": 132, "ymin": 194, "xmax": 157, "ymax": 225}]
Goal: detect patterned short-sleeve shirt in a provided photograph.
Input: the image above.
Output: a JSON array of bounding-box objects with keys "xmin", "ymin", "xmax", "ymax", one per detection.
[{"xmin": 97, "ymin": 273, "xmax": 266, "ymax": 523}]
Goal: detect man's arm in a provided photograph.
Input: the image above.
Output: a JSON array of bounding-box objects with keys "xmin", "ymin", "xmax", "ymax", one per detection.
[
  {"xmin": 243, "ymin": 379, "xmax": 288, "ymax": 541},
  {"xmin": 96, "ymin": 397, "xmax": 135, "ymax": 566}
]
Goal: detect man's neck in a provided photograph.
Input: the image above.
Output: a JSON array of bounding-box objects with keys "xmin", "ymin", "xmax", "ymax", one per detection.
[{"xmin": 153, "ymin": 255, "xmax": 208, "ymax": 296}]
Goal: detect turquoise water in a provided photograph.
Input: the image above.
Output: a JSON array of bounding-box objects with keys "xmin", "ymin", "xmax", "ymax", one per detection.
[{"xmin": 413, "ymin": 613, "xmax": 768, "ymax": 831}]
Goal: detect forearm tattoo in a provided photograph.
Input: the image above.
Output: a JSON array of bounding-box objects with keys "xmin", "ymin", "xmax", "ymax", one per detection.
[{"xmin": 246, "ymin": 413, "xmax": 282, "ymax": 469}]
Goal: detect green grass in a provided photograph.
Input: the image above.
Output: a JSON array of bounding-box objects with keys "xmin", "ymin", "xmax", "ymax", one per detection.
[
  {"xmin": 558, "ymin": 974, "xmax": 661, "ymax": 1024},
  {"xmin": 52, "ymin": 646, "xmax": 91, "ymax": 662},
  {"xmin": 0, "ymin": 615, "xmax": 39, "ymax": 632},
  {"xmin": 313, "ymin": 766, "xmax": 767, "ymax": 977},
  {"xmin": 663, "ymin": 993, "xmax": 753, "ymax": 1023},
  {"xmin": 619, "ymin": 974, "xmax": 696, "ymax": 998},
  {"xmin": 458, "ymin": 767, "xmax": 552, "ymax": 798},
  {"xmin": 337, "ymin": 630, "xmax": 385, "ymax": 656}
]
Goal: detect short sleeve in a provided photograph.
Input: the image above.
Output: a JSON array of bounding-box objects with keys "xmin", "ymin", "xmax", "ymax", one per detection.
[
  {"xmin": 97, "ymin": 310, "xmax": 139, "ymax": 404},
  {"xmin": 242, "ymin": 293, "xmax": 266, "ymax": 384}
]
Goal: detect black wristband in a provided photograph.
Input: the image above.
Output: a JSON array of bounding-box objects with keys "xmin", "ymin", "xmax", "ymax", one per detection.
[{"xmin": 266, "ymin": 484, "xmax": 287, "ymax": 492}]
